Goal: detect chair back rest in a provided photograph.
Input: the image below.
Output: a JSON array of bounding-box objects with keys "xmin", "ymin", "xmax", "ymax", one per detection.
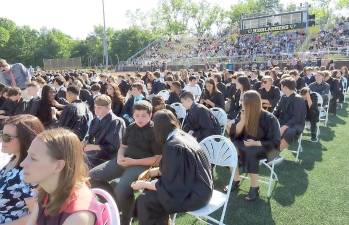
[
  {"xmin": 199, "ymin": 135, "xmax": 238, "ymax": 168},
  {"xmin": 92, "ymin": 188, "xmax": 120, "ymax": 225},
  {"xmin": 170, "ymin": 102, "xmax": 187, "ymax": 119},
  {"xmin": 210, "ymin": 107, "xmax": 227, "ymax": 134},
  {"xmin": 157, "ymin": 90, "xmax": 170, "ymax": 101},
  {"xmin": 313, "ymin": 92, "xmax": 323, "ymax": 107}
]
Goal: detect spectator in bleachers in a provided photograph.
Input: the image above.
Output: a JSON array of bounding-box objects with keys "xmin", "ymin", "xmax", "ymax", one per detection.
[
  {"xmin": 132, "ymin": 109, "xmax": 213, "ymax": 225},
  {"xmin": 199, "ymin": 78, "xmax": 225, "ymax": 109},
  {"xmin": 84, "ymin": 95, "xmax": 126, "ymax": 168},
  {"xmin": 183, "ymin": 75, "xmax": 202, "ymax": 101},
  {"xmin": 229, "ymin": 90, "xmax": 280, "ymax": 201},
  {"xmin": 0, "ymin": 115, "xmax": 44, "ymax": 224},
  {"xmin": 21, "ymin": 128, "xmax": 99, "ymax": 225},
  {"xmin": 90, "ymin": 100, "xmax": 161, "ymax": 225},
  {"xmin": 300, "ymin": 87, "xmax": 319, "ymax": 142},
  {"xmin": 181, "ymin": 91, "xmax": 221, "ymax": 141},
  {"xmin": 258, "ymin": 76, "xmax": 281, "ymax": 112},
  {"xmin": 106, "ymin": 82, "xmax": 124, "ymax": 117},
  {"xmin": 273, "ymin": 78, "xmax": 307, "ymax": 150}
]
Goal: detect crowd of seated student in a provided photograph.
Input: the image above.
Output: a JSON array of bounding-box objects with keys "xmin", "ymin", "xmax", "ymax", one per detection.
[{"xmin": 0, "ymin": 63, "xmax": 348, "ymax": 225}]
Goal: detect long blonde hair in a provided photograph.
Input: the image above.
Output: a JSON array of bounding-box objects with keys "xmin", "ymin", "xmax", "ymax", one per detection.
[
  {"xmin": 243, "ymin": 90, "xmax": 262, "ymax": 137},
  {"xmin": 37, "ymin": 128, "xmax": 89, "ymax": 216}
]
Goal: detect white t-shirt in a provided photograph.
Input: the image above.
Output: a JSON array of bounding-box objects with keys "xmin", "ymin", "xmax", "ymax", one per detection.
[{"xmin": 184, "ymin": 84, "xmax": 202, "ymax": 100}]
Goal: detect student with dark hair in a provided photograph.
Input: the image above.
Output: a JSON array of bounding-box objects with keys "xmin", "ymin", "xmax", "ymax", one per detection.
[
  {"xmin": 118, "ymin": 75, "xmax": 131, "ymax": 97},
  {"xmin": 150, "ymin": 71, "xmax": 167, "ymax": 95},
  {"xmin": 309, "ymin": 71, "xmax": 330, "ymax": 105},
  {"xmin": 151, "ymin": 95, "xmax": 177, "ymax": 116},
  {"xmin": 199, "ymin": 78, "xmax": 225, "ymax": 109},
  {"xmin": 167, "ymin": 81, "xmax": 181, "ymax": 105},
  {"xmin": 0, "ymin": 114, "xmax": 44, "ymax": 224},
  {"xmin": 229, "ymin": 91, "xmax": 280, "ymax": 201},
  {"xmin": 106, "ymin": 82, "xmax": 124, "ymax": 117},
  {"xmin": 181, "ymin": 91, "xmax": 221, "ymax": 141},
  {"xmin": 84, "ymin": 95, "xmax": 126, "ymax": 168},
  {"xmin": 213, "ymin": 73, "xmax": 226, "ymax": 96},
  {"xmin": 300, "ymin": 87, "xmax": 319, "ymax": 142},
  {"xmin": 324, "ymin": 71, "xmax": 341, "ymax": 115},
  {"xmin": 57, "ymin": 85, "xmax": 91, "ymax": 140},
  {"xmin": 290, "ymin": 70, "xmax": 305, "ymax": 91},
  {"xmin": 122, "ymin": 82, "xmax": 145, "ymax": 124},
  {"xmin": 132, "ymin": 109, "xmax": 213, "ymax": 225},
  {"xmin": 183, "ymin": 76, "xmax": 202, "ymax": 100},
  {"xmin": 53, "ymin": 75, "xmax": 66, "ymax": 100},
  {"xmin": 0, "ymin": 87, "xmax": 27, "ymax": 120},
  {"xmin": 227, "ymin": 76, "xmax": 250, "ymax": 120},
  {"xmin": 273, "ymin": 78, "xmax": 307, "ymax": 150},
  {"xmin": 89, "ymin": 100, "xmax": 161, "ymax": 225},
  {"xmin": 258, "ymin": 76, "xmax": 281, "ymax": 112}
]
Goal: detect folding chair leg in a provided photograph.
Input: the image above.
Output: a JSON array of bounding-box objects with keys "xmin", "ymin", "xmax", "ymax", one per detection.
[{"xmin": 170, "ymin": 213, "xmax": 177, "ymax": 225}]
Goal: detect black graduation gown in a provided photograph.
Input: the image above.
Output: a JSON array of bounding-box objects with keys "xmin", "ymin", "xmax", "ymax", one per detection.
[
  {"xmin": 2, "ymin": 98, "xmax": 27, "ymax": 116},
  {"xmin": 111, "ymin": 98, "xmax": 124, "ymax": 117},
  {"xmin": 217, "ymin": 82, "xmax": 226, "ymax": 97},
  {"xmin": 150, "ymin": 80, "xmax": 167, "ymax": 95},
  {"xmin": 199, "ymin": 90, "xmax": 225, "ymax": 109},
  {"xmin": 166, "ymin": 92, "xmax": 180, "ymax": 105},
  {"xmin": 258, "ymin": 86, "xmax": 281, "ymax": 112},
  {"xmin": 135, "ymin": 130, "xmax": 213, "ymax": 225},
  {"xmin": 273, "ymin": 93, "xmax": 307, "ymax": 132},
  {"xmin": 57, "ymin": 100, "xmax": 91, "ymax": 140},
  {"xmin": 118, "ymin": 80, "xmax": 131, "ymax": 97},
  {"xmin": 85, "ymin": 112, "xmax": 126, "ymax": 161},
  {"xmin": 227, "ymin": 90, "xmax": 241, "ymax": 120},
  {"xmin": 183, "ymin": 103, "xmax": 221, "ymax": 142}
]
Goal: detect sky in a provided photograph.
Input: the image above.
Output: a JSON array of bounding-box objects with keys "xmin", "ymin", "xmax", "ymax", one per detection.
[{"xmin": 0, "ymin": 0, "xmax": 310, "ymax": 39}]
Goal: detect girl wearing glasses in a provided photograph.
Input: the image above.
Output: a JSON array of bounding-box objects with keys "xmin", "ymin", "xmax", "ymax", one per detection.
[{"xmin": 0, "ymin": 114, "xmax": 44, "ymax": 224}]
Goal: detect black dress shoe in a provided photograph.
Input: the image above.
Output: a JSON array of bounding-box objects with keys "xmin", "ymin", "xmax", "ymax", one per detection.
[
  {"xmin": 245, "ymin": 187, "xmax": 259, "ymax": 201},
  {"xmin": 224, "ymin": 180, "xmax": 240, "ymax": 192}
]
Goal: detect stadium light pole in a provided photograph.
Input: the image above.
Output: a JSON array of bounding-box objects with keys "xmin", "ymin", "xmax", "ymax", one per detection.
[{"xmin": 102, "ymin": 0, "xmax": 108, "ymax": 70}]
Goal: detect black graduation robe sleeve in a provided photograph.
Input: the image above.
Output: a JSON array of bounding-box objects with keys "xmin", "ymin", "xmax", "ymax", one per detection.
[
  {"xmin": 260, "ymin": 113, "xmax": 281, "ymax": 151},
  {"xmin": 155, "ymin": 144, "xmax": 212, "ymax": 213},
  {"xmin": 286, "ymin": 97, "xmax": 307, "ymax": 130}
]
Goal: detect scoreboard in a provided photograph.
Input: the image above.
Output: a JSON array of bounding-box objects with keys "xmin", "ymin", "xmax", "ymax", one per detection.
[{"xmin": 240, "ymin": 9, "xmax": 313, "ymax": 34}]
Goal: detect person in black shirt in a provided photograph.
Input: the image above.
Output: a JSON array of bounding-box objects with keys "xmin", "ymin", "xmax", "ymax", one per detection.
[
  {"xmin": 132, "ymin": 110, "xmax": 213, "ymax": 225},
  {"xmin": 303, "ymin": 67, "xmax": 315, "ymax": 86},
  {"xmin": 213, "ymin": 73, "xmax": 226, "ymax": 96},
  {"xmin": 181, "ymin": 91, "xmax": 221, "ymax": 141},
  {"xmin": 118, "ymin": 75, "xmax": 131, "ymax": 97},
  {"xmin": 166, "ymin": 81, "xmax": 181, "ymax": 105},
  {"xmin": 99, "ymin": 74, "xmax": 108, "ymax": 94},
  {"xmin": 199, "ymin": 78, "xmax": 225, "ymax": 109},
  {"xmin": 0, "ymin": 87, "xmax": 27, "ymax": 120},
  {"xmin": 273, "ymin": 78, "xmax": 307, "ymax": 150},
  {"xmin": 89, "ymin": 100, "xmax": 160, "ymax": 225},
  {"xmin": 227, "ymin": 76, "xmax": 250, "ymax": 120},
  {"xmin": 290, "ymin": 70, "xmax": 305, "ymax": 92},
  {"xmin": 325, "ymin": 71, "xmax": 341, "ymax": 115},
  {"xmin": 258, "ymin": 76, "xmax": 281, "ymax": 112},
  {"xmin": 53, "ymin": 75, "xmax": 66, "ymax": 100},
  {"xmin": 229, "ymin": 90, "xmax": 280, "ymax": 201},
  {"xmin": 150, "ymin": 71, "xmax": 167, "ymax": 95},
  {"xmin": 151, "ymin": 95, "xmax": 177, "ymax": 117},
  {"xmin": 84, "ymin": 95, "xmax": 126, "ymax": 168},
  {"xmin": 300, "ymin": 87, "xmax": 319, "ymax": 142},
  {"xmin": 57, "ymin": 85, "xmax": 91, "ymax": 141}
]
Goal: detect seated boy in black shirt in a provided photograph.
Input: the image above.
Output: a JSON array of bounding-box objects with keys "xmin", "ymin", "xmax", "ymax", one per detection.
[{"xmin": 89, "ymin": 100, "xmax": 161, "ymax": 225}]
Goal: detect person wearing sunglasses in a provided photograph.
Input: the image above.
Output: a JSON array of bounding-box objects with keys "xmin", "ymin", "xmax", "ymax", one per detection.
[
  {"xmin": 0, "ymin": 114, "xmax": 44, "ymax": 224},
  {"xmin": 0, "ymin": 58, "xmax": 31, "ymax": 90},
  {"xmin": 258, "ymin": 75, "xmax": 281, "ymax": 112}
]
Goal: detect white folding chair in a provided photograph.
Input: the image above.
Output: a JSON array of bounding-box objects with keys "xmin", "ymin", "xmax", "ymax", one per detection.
[
  {"xmin": 209, "ymin": 107, "xmax": 228, "ymax": 135},
  {"xmin": 92, "ymin": 188, "xmax": 120, "ymax": 225},
  {"xmin": 172, "ymin": 135, "xmax": 238, "ymax": 225},
  {"xmin": 170, "ymin": 102, "xmax": 187, "ymax": 128},
  {"xmin": 288, "ymin": 132, "xmax": 303, "ymax": 162},
  {"xmin": 241, "ymin": 155, "xmax": 283, "ymax": 198},
  {"xmin": 157, "ymin": 90, "xmax": 170, "ymax": 101},
  {"xmin": 315, "ymin": 92, "xmax": 330, "ymax": 126}
]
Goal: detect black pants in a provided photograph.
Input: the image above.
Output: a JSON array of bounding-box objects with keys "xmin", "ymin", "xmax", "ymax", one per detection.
[
  {"xmin": 329, "ymin": 97, "xmax": 338, "ymax": 115},
  {"xmin": 89, "ymin": 159, "xmax": 146, "ymax": 225},
  {"xmin": 135, "ymin": 190, "xmax": 169, "ymax": 225}
]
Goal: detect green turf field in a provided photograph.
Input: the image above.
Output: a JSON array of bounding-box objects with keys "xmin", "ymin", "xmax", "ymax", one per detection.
[{"xmin": 171, "ymin": 103, "xmax": 349, "ymax": 225}]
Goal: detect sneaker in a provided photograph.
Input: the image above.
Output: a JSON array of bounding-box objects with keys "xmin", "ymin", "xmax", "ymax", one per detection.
[{"xmin": 310, "ymin": 137, "xmax": 318, "ymax": 142}]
